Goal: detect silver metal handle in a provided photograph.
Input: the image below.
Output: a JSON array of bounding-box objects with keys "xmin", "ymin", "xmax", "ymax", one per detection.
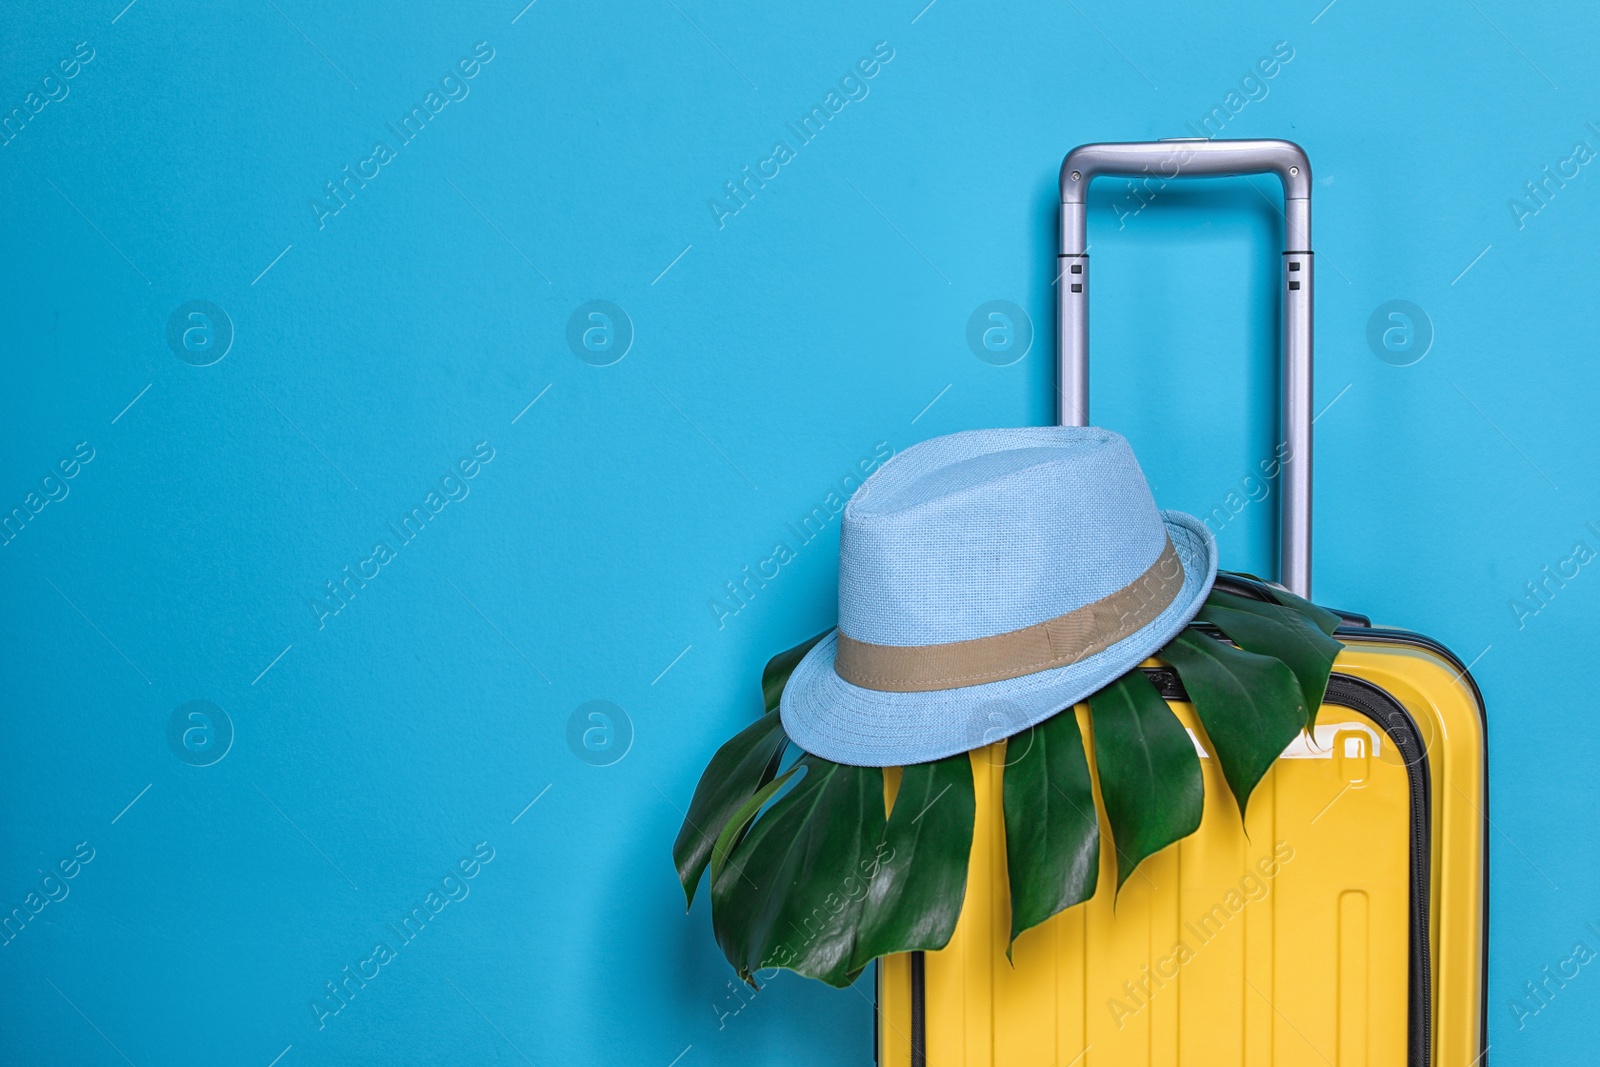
[{"xmin": 1055, "ymin": 137, "xmax": 1314, "ymax": 597}]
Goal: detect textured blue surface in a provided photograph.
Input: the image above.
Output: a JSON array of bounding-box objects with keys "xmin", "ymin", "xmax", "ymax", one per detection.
[{"xmin": 2, "ymin": 1, "xmax": 1597, "ymax": 1063}]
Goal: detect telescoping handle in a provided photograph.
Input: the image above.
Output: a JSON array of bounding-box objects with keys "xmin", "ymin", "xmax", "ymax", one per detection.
[{"xmin": 1055, "ymin": 137, "xmax": 1314, "ymax": 597}]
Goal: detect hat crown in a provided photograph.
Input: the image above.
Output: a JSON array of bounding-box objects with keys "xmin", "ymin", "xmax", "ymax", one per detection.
[{"xmin": 839, "ymin": 428, "xmax": 1169, "ymax": 647}]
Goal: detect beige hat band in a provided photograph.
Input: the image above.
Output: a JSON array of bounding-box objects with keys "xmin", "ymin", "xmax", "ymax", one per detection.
[{"xmin": 834, "ymin": 537, "xmax": 1184, "ymax": 693}]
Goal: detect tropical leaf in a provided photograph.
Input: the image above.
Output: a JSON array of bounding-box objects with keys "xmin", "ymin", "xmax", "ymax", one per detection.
[
  {"xmin": 1268, "ymin": 586, "xmax": 1342, "ymax": 636},
  {"xmin": 1198, "ymin": 591, "xmax": 1343, "ymax": 731},
  {"xmin": 762, "ymin": 631, "xmax": 828, "ymax": 713},
  {"xmin": 710, "ymin": 766, "xmax": 800, "ymax": 886},
  {"xmin": 1159, "ymin": 629, "xmax": 1305, "ymax": 820},
  {"xmin": 1086, "ymin": 672, "xmax": 1203, "ymax": 890},
  {"xmin": 673, "ymin": 712, "xmax": 789, "ymax": 908},
  {"xmin": 850, "ymin": 753, "xmax": 976, "ymax": 969},
  {"xmin": 681, "ymin": 585, "xmax": 1338, "ymax": 989},
  {"xmin": 1002, "ymin": 709, "xmax": 1100, "ymax": 946},
  {"xmin": 710, "ymin": 754, "xmax": 886, "ymax": 987},
  {"xmin": 1216, "ymin": 572, "xmax": 1341, "ymax": 635}
]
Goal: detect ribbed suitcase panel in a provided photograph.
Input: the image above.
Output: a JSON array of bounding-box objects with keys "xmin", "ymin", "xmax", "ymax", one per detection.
[{"xmin": 1269, "ymin": 726, "xmax": 1411, "ymax": 1066}]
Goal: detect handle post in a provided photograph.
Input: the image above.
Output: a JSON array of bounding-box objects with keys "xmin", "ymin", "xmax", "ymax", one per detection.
[{"xmin": 1056, "ymin": 137, "xmax": 1314, "ymax": 596}]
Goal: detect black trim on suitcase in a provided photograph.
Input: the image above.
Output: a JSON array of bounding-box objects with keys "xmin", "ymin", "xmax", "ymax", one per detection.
[
  {"xmin": 1337, "ymin": 625, "xmax": 1492, "ymax": 1067},
  {"xmin": 910, "ymin": 950, "xmax": 926, "ymax": 1067},
  {"xmin": 1329, "ymin": 675, "xmax": 1435, "ymax": 1067}
]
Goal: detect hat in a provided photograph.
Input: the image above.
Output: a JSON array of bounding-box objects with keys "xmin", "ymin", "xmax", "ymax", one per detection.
[{"xmin": 779, "ymin": 427, "xmax": 1217, "ymax": 767}]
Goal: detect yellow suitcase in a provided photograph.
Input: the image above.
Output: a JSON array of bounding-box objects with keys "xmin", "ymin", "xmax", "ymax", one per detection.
[{"xmin": 876, "ymin": 140, "xmax": 1488, "ymax": 1067}]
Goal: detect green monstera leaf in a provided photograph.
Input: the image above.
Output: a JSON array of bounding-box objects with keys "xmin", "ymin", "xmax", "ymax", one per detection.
[
  {"xmin": 711, "ymin": 751, "xmax": 980, "ymax": 985},
  {"xmin": 674, "ymin": 632, "xmax": 828, "ymax": 909},
  {"xmin": 710, "ymin": 755, "xmax": 886, "ymax": 987},
  {"xmin": 1087, "ymin": 672, "xmax": 1204, "ymax": 890},
  {"xmin": 1002, "ymin": 709, "xmax": 1100, "ymax": 947},
  {"xmin": 710, "ymin": 765, "xmax": 801, "ymax": 888},
  {"xmin": 1199, "ymin": 589, "xmax": 1343, "ymax": 732},
  {"xmin": 1216, "ymin": 573, "xmax": 1342, "ymax": 636},
  {"xmin": 673, "ymin": 712, "xmax": 790, "ymax": 908},
  {"xmin": 679, "ymin": 584, "xmax": 1347, "ymax": 992},
  {"xmin": 850, "ymin": 753, "xmax": 977, "ymax": 969},
  {"xmin": 1159, "ymin": 629, "xmax": 1305, "ymax": 821}
]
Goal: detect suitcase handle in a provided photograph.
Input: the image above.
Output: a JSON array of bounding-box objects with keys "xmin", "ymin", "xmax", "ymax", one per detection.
[{"xmin": 1054, "ymin": 137, "xmax": 1314, "ymax": 597}]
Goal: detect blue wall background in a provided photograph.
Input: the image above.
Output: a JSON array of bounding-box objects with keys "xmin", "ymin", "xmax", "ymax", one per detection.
[{"xmin": 3, "ymin": 0, "xmax": 1597, "ymax": 1063}]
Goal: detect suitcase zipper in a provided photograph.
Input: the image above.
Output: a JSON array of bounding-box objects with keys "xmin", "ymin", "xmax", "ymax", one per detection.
[
  {"xmin": 1336, "ymin": 624, "xmax": 1491, "ymax": 1067},
  {"xmin": 1318, "ymin": 674, "xmax": 1435, "ymax": 1067}
]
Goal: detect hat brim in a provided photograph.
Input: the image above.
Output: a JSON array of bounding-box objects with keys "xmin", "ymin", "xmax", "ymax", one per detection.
[{"xmin": 779, "ymin": 511, "xmax": 1218, "ymax": 767}]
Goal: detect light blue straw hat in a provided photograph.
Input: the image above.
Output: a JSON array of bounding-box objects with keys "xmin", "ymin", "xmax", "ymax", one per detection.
[{"xmin": 780, "ymin": 427, "xmax": 1217, "ymax": 767}]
